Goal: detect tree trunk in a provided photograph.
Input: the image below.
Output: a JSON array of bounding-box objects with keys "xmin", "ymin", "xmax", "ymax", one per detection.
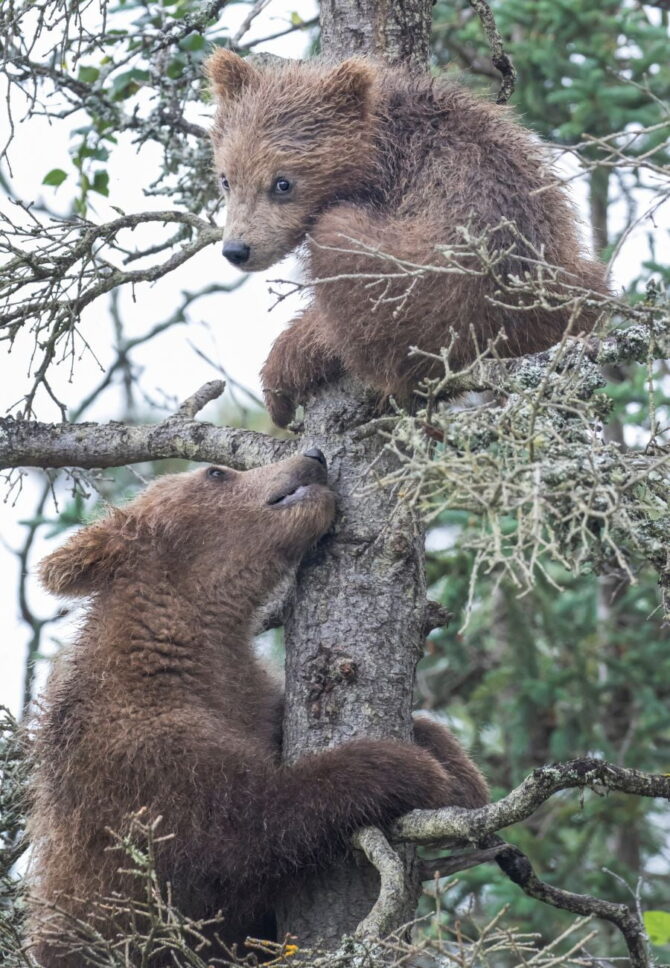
[
  {"xmin": 590, "ymin": 164, "xmax": 640, "ymax": 869},
  {"xmin": 278, "ymin": 0, "xmax": 432, "ymax": 947},
  {"xmin": 320, "ymin": 0, "xmax": 433, "ymax": 69},
  {"xmin": 588, "ymin": 165, "xmax": 610, "ymax": 257},
  {"xmin": 277, "ymin": 0, "xmax": 435, "ymax": 947},
  {"xmin": 278, "ymin": 380, "xmax": 427, "ymax": 946}
]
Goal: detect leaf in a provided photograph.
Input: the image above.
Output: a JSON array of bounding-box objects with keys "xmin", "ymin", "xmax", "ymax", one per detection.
[
  {"xmin": 91, "ymin": 171, "xmax": 110, "ymax": 196},
  {"xmin": 179, "ymin": 32, "xmax": 205, "ymax": 51},
  {"xmin": 111, "ymin": 68, "xmax": 150, "ymax": 99},
  {"xmin": 78, "ymin": 66, "xmax": 100, "ymax": 84},
  {"xmin": 166, "ymin": 56, "xmax": 186, "ymax": 79},
  {"xmin": 42, "ymin": 168, "xmax": 68, "ymax": 187},
  {"xmin": 644, "ymin": 910, "xmax": 670, "ymax": 946}
]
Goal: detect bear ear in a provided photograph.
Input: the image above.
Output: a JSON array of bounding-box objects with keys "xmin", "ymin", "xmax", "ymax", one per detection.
[
  {"xmin": 206, "ymin": 48, "xmax": 259, "ymax": 105},
  {"xmin": 322, "ymin": 59, "xmax": 374, "ymax": 118},
  {"xmin": 39, "ymin": 511, "xmax": 132, "ymax": 597}
]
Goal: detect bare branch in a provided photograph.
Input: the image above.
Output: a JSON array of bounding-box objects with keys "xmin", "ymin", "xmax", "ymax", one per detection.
[
  {"xmin": 0, "ymin": 206, "xmax": 224, "ymax": 413},
  {"xmin": 352, "ymin": 828, "xmax": 409, "ymax": 940},
  {"xmin": 392, "ymin": 757, "xmax": 670, "ymax": 844},
  {"xmin": 173, "ymin": 379, "xmax": 226, "ymax": 419},
  {"xmin": 466, "ymin": 0, "xmax": 516, "ymax": 103},
  {"xmin": 416, "ymin": 845, "xmax": 502, "ymax": 880},
  {"xmin": 354, "ymin": 758, "xmax": 668, "ymax": 962},
  {"xmin": 0, "ymin": 384, "xmax": 291, "ymax": 471},
  {"xmin": 495, "ymin": 843, "xmax": 650, "ymax": 968}
]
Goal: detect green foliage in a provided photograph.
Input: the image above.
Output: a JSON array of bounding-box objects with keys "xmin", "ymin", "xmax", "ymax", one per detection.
[
  {"xmin": 644, "ymin": 910, "xmax": 670, "ymax": 947},
  {"xmin": 416, "ymin": 2, "xmax": 670, "ymax": 958},
  {"xmin": 433, "ymin": 0, "xmax": 670, "ymax": 145},
  {"xmin": 419, "ymin": 538, "xmax": 670, "ymax": 954}
]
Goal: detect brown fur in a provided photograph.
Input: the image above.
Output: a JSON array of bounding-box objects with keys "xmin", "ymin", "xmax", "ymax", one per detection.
[
  {"xmin": 206, "ymin": 52, "xmax": 609, "ymax": 426},
  {"xmin": 27, "ymin": 456, "xmax": 488, "ymax": 965}
]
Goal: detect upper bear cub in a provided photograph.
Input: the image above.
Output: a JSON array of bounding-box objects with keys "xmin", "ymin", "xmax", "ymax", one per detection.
[
  {"xmin": 28, "ymin": 453, "xmax": 488, "ymax": 965},
  {"xmin": 206, "ymin": 52, "xmax": 609, "ymax": 427}
]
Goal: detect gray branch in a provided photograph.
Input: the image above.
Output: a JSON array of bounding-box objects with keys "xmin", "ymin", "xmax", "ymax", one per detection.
[
  {"xmin": 0, "ymin": 382, "xmax": 290, "ymax": 471},
  {"xmin": 392, "ymin": 757, "xmax": 670, "ymax": 845},
  {"xmin": 466, "ymin": 0, "xmax": 516, "ymax": 104},
  {"xmin": 495, "ymin": 843, "xmax": 650, "ymax": 967},
  {"xmin": 411, "ymin": 325, "xmax": 655, "ymax": 398},
  {"xmin": 351, "ymin": 828, "xmax": 409, "ymax": 940},
  {"xmin": 353, "ymin": 757, "xmax": 669, "ymax": 964}
]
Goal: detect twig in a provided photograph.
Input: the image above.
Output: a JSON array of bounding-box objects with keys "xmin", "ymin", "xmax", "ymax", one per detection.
[{"xmin": 466, "ymin": 0, "xmax": 516, "ymax": 103}]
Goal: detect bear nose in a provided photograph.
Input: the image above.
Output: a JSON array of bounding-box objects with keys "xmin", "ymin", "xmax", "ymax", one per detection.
[
  {"xmin": 223, "ymin": 241, "xmax": 251, "ymax": 266},
  {"xmin": 304, "ymin": 447, "xmax": 327, "ymax": 468}
]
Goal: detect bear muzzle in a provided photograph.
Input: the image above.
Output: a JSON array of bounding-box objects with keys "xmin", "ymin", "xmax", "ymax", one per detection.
[
  {"xmin": 222, "ymin": 240, "xmax": 251, "ymax": 266},
  {"xmin": 265, "ymin": 453, "xmax": 331, "ymax": 510}
]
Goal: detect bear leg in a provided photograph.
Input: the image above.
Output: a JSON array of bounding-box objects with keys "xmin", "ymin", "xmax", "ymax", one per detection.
[{"xmin": 261, "ymin": 307, "xmax": 343, "ymax": 427}]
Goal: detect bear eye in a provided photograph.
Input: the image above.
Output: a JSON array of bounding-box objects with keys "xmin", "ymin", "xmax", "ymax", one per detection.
[
  {"xmin": 207, "ymin": 467, "xmax": 228, "ymax": 481},
  {"xmin": 220, "ymin": 174, "xmax": 230, "ymax": 191},
  {"xmin": 273, "ymin": 177, "xmax": 293, "ymax": 196}
]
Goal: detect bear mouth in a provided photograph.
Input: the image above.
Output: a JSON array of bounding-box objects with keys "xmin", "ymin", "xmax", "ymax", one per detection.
[{"xmin": 267, "ymin": 483, "xmax": 317, "ymax": 508}]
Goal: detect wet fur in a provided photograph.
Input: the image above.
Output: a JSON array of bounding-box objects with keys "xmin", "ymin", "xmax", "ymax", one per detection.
[
  {"xmin": 27, "ymin": 457, "xmax": 487, "ymax": 964},
  {"xmin": 207, "ymin": 53, "xmax": 609, "ymax": 426}
]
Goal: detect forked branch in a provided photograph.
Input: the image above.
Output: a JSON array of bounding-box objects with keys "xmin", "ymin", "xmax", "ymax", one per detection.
[{"xmin": 354, "ymin": 757, "xmax": 669, "ymax": 965}]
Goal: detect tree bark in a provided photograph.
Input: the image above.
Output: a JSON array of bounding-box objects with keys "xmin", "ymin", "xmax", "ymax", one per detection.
[
  {"xmin": 319, "ymin": 0, "xmax": 433, "ymax": 69},
  {"xmin": 278, "ymin": 381, "xmax": 426, "ymax": 946},
  {"xmin": 275, "ymin": 0, "xmax": 435, "ymax": 947}
]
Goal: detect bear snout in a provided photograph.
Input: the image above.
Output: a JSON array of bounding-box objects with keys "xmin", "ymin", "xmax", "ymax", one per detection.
[
  {"xmin": 265, "ymin": 454, "xmax": 331, "ymax": 509},
  {"xmin": 222, "ymin": 240, "xmax": 251, "ymax": 266},
  {"xmin": 304, "ymin": 447, "xmax": 327, "ymax": 468}
]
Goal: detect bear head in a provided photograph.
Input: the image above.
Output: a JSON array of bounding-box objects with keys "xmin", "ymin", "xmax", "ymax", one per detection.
[
  {"xmin": 40, "ymin": 452, "xmax": 336, "ymax": 603},
  {"xmin": 206, "ymin": 50, "xmax": 376, "ymax": 271}
]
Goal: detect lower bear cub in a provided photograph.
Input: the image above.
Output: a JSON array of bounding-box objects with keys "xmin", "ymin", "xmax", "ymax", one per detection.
[{"xmin": 28, "ymin": 453, "xmax": 487, "ymax": 964}]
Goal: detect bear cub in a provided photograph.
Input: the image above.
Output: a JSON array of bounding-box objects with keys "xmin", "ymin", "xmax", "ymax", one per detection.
[
  {"xmin": 28, "ymin": 453, "xmax": 488, "ymax": 965},
  {"xmin": 206, "ymin": 52, "xmax": 609, "ymax": 427}
]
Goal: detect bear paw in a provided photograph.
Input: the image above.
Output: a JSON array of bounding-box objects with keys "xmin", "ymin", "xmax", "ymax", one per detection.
[{"xmin": 263, "ymin": 387, "xmax": 297, "ymax": 429}]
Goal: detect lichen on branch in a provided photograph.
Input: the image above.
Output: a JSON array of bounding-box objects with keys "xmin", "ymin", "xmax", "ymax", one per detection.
[{"xmin": 373, "ymin": 277, "xmax": 670, "ymax": 623}]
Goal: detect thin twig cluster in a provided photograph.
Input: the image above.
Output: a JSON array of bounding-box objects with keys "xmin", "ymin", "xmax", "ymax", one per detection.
[
  {"xmin": 367, "ymin": 260, "xmax": 670, "ymax": 625},
  {"xmin": 0, "ymin": 206, "xmax": 222, "ymax": 414}
]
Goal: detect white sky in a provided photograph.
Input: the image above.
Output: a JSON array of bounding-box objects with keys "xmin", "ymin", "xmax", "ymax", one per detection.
[{"xmin": 1, "ymin": 1, "xmax": 668, "ymax": 717}]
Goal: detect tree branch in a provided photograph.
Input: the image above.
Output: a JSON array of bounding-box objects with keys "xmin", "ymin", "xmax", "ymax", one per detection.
[
  {"xmin": 353, "ymin": 758, "xmax": 668, "ymax": 963},
  {"xmin": 0, "ymin": 383, "xmax": 291, "ymax": 471},
  {"xmin": 173, "ymin": 380, "xmax": 227, "ymax": 419},
  {"xmin": 466, "ymin": 0, "xmax": 516, "ymax": 104},
  {"xmin": 416, "ymin": 844, "xmax": 502, "ymax": 880},
  {"xmin": 495, "ymin": 843, "xmax": 650, "ymax": 967},
  {"xmin": 392, "ymin": 757, "xmax": 670, "ymax": 845},
  {"xmin": 351, "ymin": 828, "xmax": 409, "ymax": 940},
  {"xmin": 409, "ymin": 324, "xmax": 656, "ymax": 399}
]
